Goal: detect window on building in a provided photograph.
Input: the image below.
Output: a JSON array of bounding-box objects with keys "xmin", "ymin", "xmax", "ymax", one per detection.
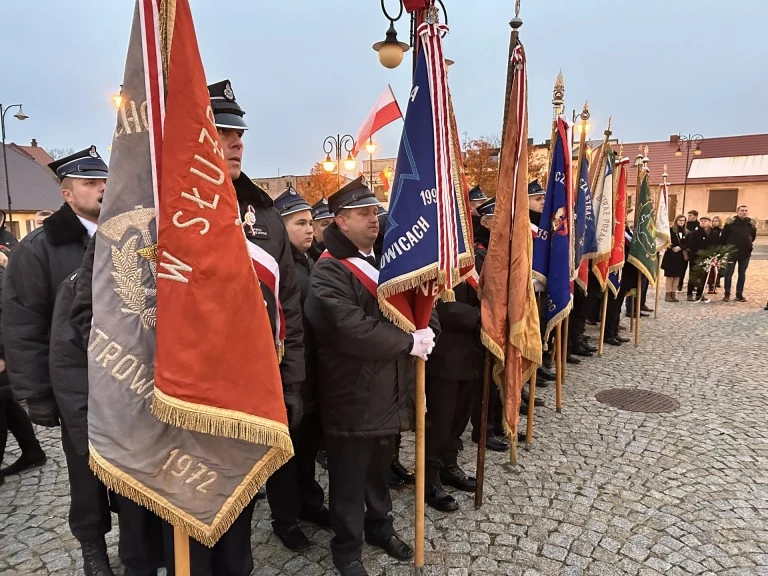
[
  {"xmin": 707, "ymin": 189, "xmax": 738, "ymax": 213},
  {"xmin": 26, "ymin": 220, "xmax": 35, "ymax": 234}
]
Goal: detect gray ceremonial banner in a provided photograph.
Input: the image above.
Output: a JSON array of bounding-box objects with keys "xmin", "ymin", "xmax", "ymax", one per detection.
[{"xmin": 87, "ymin": 2, "xmax": 290, "ymax": 546}]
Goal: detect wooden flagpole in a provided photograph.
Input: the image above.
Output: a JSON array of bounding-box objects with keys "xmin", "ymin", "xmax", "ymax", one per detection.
[
  {"xmin": 555, "ymin": 324, "xmax": 563, "ymax": 413},
  {"xmin": 634, "ymin": 275, "xmax": 641, "ymax": 346},
  {"xmin": 414, "ymin": 358, "xmax": 426, "ymax": 569},
  {"xmin": 654, "ymin": 256, "xmax": 661, "ymax": 319},
  {"xmin": 174, "ymin": 526, "xmax": 191, "ymax": 576},
  {"xmin": 474, "ymin": 351, "xmax": 491, "ymax": 508},
  {"xmin": 526, "ymin": 371, "xmax": 536, "ymax": 446}
]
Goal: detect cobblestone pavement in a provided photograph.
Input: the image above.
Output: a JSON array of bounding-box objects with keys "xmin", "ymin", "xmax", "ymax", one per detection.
[{"xmin": 2, "ymin": 259, "xmax": 767, "ymax": 576}]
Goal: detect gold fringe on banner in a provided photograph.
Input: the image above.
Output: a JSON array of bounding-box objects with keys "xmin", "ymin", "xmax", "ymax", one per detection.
[
  {"xmin": 151, "ymin": 388, "xmax": 294, "ymax": 453},
  {"xmin": 90, "ymin": 442, "xmax": 289, "ymax": 548}
]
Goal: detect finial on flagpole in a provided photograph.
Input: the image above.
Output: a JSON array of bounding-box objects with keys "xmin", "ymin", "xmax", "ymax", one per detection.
[
  {"xmin": 619, "ymin": 142, "xmax": 624, "ymax": 158},
  {"xmin": 552, "ymin": 71, "xmax": 564, "ymax": 117},
  {"xmin": 662, "ymin": 163, "xmax": 668, "ymax": 180},
  {"xmin": 580, "ymin": 101, "xmax": 590, "ymax": 122}
]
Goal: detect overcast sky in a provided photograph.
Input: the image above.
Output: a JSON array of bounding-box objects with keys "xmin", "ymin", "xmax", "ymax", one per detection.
[{"xmin": 2, "ymin": 0, "xmax": 766, "ymax": 178}]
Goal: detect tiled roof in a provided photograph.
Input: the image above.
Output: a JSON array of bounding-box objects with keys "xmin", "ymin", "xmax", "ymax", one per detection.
[
  {"xmin": 0, "ymin": 144, "xmax": 63, "ymax": 211},
  {"xmin": 9, "ymin": 143, "xmax": 55, "ymax": 168},
  {"xmin": 617, "ymin": 134, "xmax": 768, "ymax": 187}
]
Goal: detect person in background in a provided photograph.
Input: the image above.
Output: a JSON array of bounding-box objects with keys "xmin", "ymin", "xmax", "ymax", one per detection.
[
  {"xmin": 721, "ymin": 205, "xmax": 756, "ymax": 302},
  {"xmin": 0, "ymin": 247, "xmax": 46, "ymax": 487},
  {"xmin": 661, "ymin": 215, "xmax": 687, "ymax": 302},
  {"xmin": 308, "ymin": 197, "xmax": 334, "ymax": 260},
  {"xmin": 679, "ymin": 209, "xmax": 700, "ymax": 292},
  {"xmin": 34, "ymin": 210, "xmax": 54, "ymax": 228},
  {"xmin": 0, "ymin": 211, "xmax": 18, "ymax": 249},
  {"xmin": 686, "ymin": 216, "xmax": 715, "ymax": 302},
  {"xmin": 708, "ymin": 216, "xmax": 725, "ymax": 293}
]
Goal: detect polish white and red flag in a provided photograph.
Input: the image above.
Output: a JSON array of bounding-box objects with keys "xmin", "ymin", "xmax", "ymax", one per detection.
[{"xmin": 351, "ymin": 85, "xmax": 403, "ymax": 157}]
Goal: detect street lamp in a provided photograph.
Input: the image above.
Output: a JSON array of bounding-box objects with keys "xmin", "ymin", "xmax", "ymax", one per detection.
[
  {"xmin": 322, "ymin": 134, "xmax": 356, "ymax": 190},
  {"xmin": 112, "ymin": 84, "xmax": 123, "ymax": 109},
  {"xmin": 1, "ymin": 103, "xmax": 29, "ymax": 230},
  {"xmin": 372, "ymin": 0, "xmax": 448, "ymax": 71},
  {"xmin": 364, "ymin": 138, "xmax": 377, "ymax": 194},
  {"xmin": 674, "ymin": 133, "xmax": 703, "ymax": 214}
]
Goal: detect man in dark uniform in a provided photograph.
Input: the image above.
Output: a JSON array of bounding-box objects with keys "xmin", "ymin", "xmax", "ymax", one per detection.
[
  {"xmin": 163, "ymin": 79, "xmax": 304, "ymax": 576},
  {"xmin": 53, "ymin": 238, "xmax": 165, "ymax": 576},
  {"xmin": 267, "ymin": 186, "xmax": 330, "ymax": 551},
  {"xmin": 468, "ymin": 184, "xmax": 489, "ymax": 232},
  {"xmin": 2, "ymin": 147, "xmax": 114, "ymax": 575},
  {"xmin": 470, "ymin": 199, "xmax": 511, "ymax": 452},
  {"xmin": 308, "ymin": 197, "xmax": 334, "ymax": 260},
  {"xmin": 305, "ymin": 177, "xmax": 433, "ymax": 576}
]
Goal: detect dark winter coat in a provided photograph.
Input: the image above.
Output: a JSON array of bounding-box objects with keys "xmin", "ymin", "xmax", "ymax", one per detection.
[
  {"xmin": 710, "ymin": 226, "xmax": 724, "ymax": 246},
  {"xmin": 0, "ymin": 266, "xmax": 10, "ymax": 402},
  {"xmin": 291, "ymin": 244, "xmax": 318, "ymax": 414},
  {"xmin": 2, "ymin": 203, "xmax": 90, "ymax": 405},
  {"xmin": 620, "ymin": 227, "xmax": 639, "ymax": 291},
  {"xmin": 426, "ymin": 280, "xmax": 482, "ymax": 381},
  {"xmin": 685, "ymin": 220, "xmax": 699, "ymax": 233},
  {"xmin": 686, "ymin": 227, "xmax": 719, "ymax": 259},
  {"xmin": 722, "ymin": 216, "xmax": 757, "ymax": 260},
  {"xmin": 234, "ymin": 174, "xmax": 304, "ymax": 393},
  {"xmin": 304, "ymin": 223, "xmax": 439, "ymax": 437},
  {"xmin": 0, "ymin": 228, "xmax": 18, "ymax": 250},
  {"xmin": 661, "ymin": 227, "xmax": 687, "ymax": 277},
  {"xmin": 307, "ymin": 239, "xmax": 325, "ymax": 261}
]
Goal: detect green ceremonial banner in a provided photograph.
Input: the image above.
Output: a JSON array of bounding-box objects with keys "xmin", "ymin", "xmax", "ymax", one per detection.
[{"xmin": 627, "ymin": 172, "xmax": 657, "ymax": 287}]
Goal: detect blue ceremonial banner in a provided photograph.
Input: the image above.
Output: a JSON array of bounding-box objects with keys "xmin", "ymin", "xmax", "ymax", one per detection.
[
  {"xmin": 378, "ymin": 29, "xmax": 472, "ymax": 332},
  {"xmin": 532, "ymin": 118, "xmax": 573, "ymax": 340},
  {"xmin": 575, "ymin": 154, "xmax": 597, "ymax": 266},
  {"xmin": 608, "ymin": 271, "xmax": 621, "ymax": 297}
]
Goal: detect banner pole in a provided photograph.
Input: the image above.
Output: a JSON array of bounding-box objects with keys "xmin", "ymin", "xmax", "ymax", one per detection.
[
  {"xmin": 173, "ymin": 526, "xmax": 191, "ymax": 576},
  {"xmin": 598, "ymin": 289, "xmax": 608, "ymax": 357},
  {"xmin": 654, "ymin": 255, "xmax": 661, "ymax": 319},
  {"xmin": 634, "ymin": 276, "xmax": 642, "ymax": 347},
  {"xmin": 555, "ymin": 324, "xmax": 563, "ymax": 413},
  {"xmin": 474, "ymin": 350, "xmax": 491, "ymax": 508},
  {"xmin": 561, "ymin": 315, "xmax": 569, "ymax": 383},
  {"xmin": 414, "ymin": 358, "xmax": 426, "ymax": 569},
  {"xmin": 525, "ymin": 371, "xmax": 536, "ymax": 447}
]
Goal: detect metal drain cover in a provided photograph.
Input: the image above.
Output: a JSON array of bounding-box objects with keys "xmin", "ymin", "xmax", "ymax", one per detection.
[{"xmin": 595, "ymin": 388, "xmax": 680, "ymax": 413}]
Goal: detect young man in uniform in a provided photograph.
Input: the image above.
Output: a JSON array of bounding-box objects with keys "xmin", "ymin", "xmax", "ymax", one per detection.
[
  {"xmin": 2, "ymin": 147, "xmax": 113, "ymax": 575},
  {"xmin": 305, "ymin": 177, "xmax": 436, "ymax": 576},
  {"xmin": 308, "ymin": 197, "xmax": 334, "ymax": 260},
  {"xmin": 267, "ymin": 186, "xmax": 330, "ymax": 551}
]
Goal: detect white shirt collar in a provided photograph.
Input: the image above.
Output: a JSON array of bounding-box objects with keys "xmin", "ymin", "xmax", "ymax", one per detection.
[
  {"xmin": 76, "ymin": 215, "xmax": 97, "ymax": 238},
  {"xmin": 358, "ymin": 249, "xmax": 375, "ymax": 259}
]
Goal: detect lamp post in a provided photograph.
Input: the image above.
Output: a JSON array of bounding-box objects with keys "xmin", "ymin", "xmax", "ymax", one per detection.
[
  {"xmin": 674, "ymin": 133, "xmax": 703, "ymax": 215},
  {"xmin": 1, "ymin": 103, "xmax": 29, "ymax": 230},
  {"xmin": 322, "ymin": 134, "xmax": 356, "ymax": 190},
  {"xmin": 372, "ymin": 0, "xmax": 448, "ymax": 72},
  {"xmin": 364, "ymin": 138, "xmax": 377, "ymax": 194}
]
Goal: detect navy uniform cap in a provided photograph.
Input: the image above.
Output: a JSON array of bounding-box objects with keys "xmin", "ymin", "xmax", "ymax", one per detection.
[
  {"xmin": 208, "ymin": 79, "xmax": 248, "ymax": 130},
  {"xmin": 274, "ymin": 187, "xmax": 312, "ymax": 218},
  {"xmin": 468, "ymin": 185, "xmax": 488, "ymax": 202},
  {"xmin": 376, "ymin": 204, "xmax": 388, "ymax": 217},
  {"xmin": 528, "ymin": 180, "xmax": 545, "ymax": 196},
  {"xmin": 477, "ymin": 198, "xmax": 495, "ymax": 217},
  {"xmin": 311, "ymin": 197, "xmax": 334, "ymax": 221},
  {"xmin": 47, "ymin": 146, "xmax": 108, "ymax": 182},
  {"xmin": 328, "ymin": 176, "xmax": 379, "ymax": 215}
]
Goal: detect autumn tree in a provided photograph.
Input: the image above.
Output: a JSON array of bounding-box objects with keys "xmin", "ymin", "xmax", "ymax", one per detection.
[
  {"xmin": 528, "ymin": 145, "xmax": 549, "ymax": 188},
  {"xmin": 463, "ymin": 136, "xmax": 500, "ymax": 197},
  {"xmin": 46, "ymin": 147, "xmax": 75, "ymax": 160},
  {"xmin": 304, "ymin": 162, "xmax": 340, "ymax": 205}
]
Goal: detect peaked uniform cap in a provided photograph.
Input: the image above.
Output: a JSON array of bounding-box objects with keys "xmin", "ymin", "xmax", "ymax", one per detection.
[
  {"xmin": 328, "ymin": 176, "xmax": 379, "ymax": 215},
  {"xmin": 468, "ymin": 185, "xmax": 489, "ymax": 202},
  {"xmin": 48, "ymin": 145, "xmax": 108, "ymax": 182},
  {"xmin": 274, "ymin": 187, "xmax": 312, "ymax": 218},
  {"xmin": 528, "ymin": 180, "xmax": 545, "ymax": 196},
  {"xmin": 208, "ymin": 79, "xmax": 248, "ymax": 130},
  {"xmin": 477, "ymin": 198, "xmax": 495, "ymax": 217},
  {"xmin": 311, "ymin": 197, "xmax": 334, "ymax": 220}
]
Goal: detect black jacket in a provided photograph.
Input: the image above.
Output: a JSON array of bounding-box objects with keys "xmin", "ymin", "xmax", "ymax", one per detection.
[
  {"xmin": 2, "ymin": 203, "xmax": 90, "ymax": 404},
  {"xmin": 0, "ymin": 266, "xmax": 10, "ymax": 402},
  {"xmin": 307, "ymin": 239, "xmax": 325, "ymax": 261},
  {"xmin": 722, "ymin": 216, "xmax": 757, "ymax": 260},
  {"xmin": 426, "ymin": 280, "xmax": 481, "ymax": 381},
  {"xmin": 685, "ymin": 220, "xmax": 699, "ymax": 233},
  {"xmin": 686, "ymin": 227, "xmax": 719, "ymax": 257},
  {"xmin": 661, "ymin": 227, "xmax": 687, "ymax": 277},
  {"xmin": 305, "ymin": 223, "xmax": 437, "ymax": 437},
  {"xmin": 235, "ymin": 174, "xmax": 304, "ymax": 392},
  {"xmin": 291, "ymin": 244, "xmax": 318, "ymax": 414}
]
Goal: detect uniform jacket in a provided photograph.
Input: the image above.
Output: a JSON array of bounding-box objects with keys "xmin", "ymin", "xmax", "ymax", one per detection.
[
  {"xmin": 304, "ymin": 223, "xmax": 438, "ymax": 437},
  {"xmin": 291, "ymin": 244, "xmax": 318, "ymax": 414},
  {"xmin": 2, "ymin": 203, "xmax": 90, "ymax": 404},
  {"xmin": 307, "ymin": 239, "xmax": 325, "ymax": 261},
  {"xmin": 426, "ymin": 280, "xmax": 481, "ymax": 382},
  {"xmin": 234, "ymin": 174, "xmax": 304, "ymax": 392},
  {"xmin": 722, "ymin": 216, "xmax": 757, "ymax": 260},
  {"xmin": 0, "ymin": 266, "xmax": 10, "ymax": 402}
]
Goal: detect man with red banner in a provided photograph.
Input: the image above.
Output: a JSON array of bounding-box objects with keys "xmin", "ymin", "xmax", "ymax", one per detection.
[{"xmin": 305, "ymin": 177, "xmax": 428, "ymax": 576}]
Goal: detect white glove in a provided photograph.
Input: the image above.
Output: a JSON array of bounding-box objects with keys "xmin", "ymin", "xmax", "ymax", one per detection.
[
  {"xmin": 410, "ymin": 327, "xmax": 436, "ymax": 361},
  {"xmin": 533, "ymin": 278, "xmax": 546, "ymax": 293}
]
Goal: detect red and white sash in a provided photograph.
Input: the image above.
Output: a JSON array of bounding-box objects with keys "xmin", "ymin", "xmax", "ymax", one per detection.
[
  {"xmin": 246, "ymin": 241, "xmax": 285, "ymax": 349},
  {"xmin": 466, "ymin": 268, "xmax": 479, "ymax": 291},
  {"xmin": 319, "ymin": 251, "xmax": 379, "ymax": 298}
]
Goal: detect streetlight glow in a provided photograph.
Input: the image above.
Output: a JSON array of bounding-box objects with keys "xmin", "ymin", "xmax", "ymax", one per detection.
[
  {"xmin": 364, "ymin": 139, "xmax": 377, "ymax": 155},
  {"xmin": 343, "ymin": 154, "xmax": 357, "ymax": 172},
  {"xmin": 323, "ymin": 154, "xmax": 335, "ymax": 173}
]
